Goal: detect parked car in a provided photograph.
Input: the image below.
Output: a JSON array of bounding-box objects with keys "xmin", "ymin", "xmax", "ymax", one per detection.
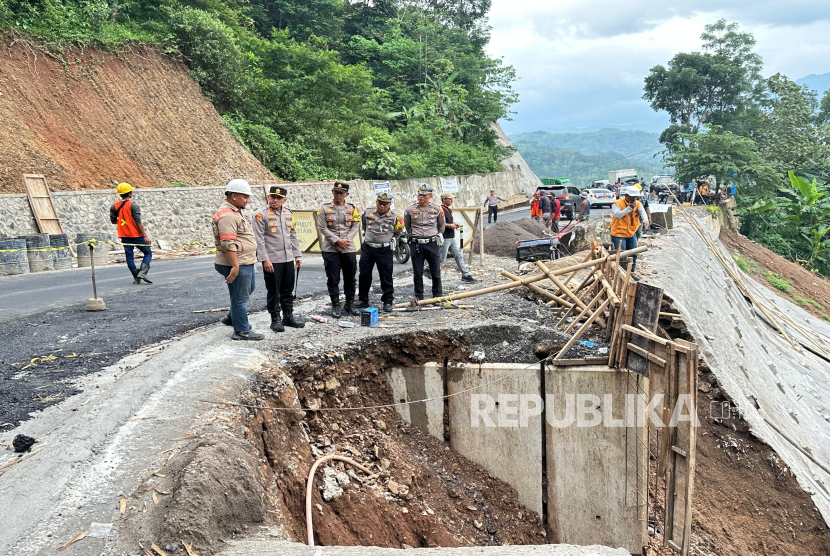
[
  {"xmin": 652, "ymin": 176, "xmax": 679, "ymax": 195},
  {"xmin": 583, "ymin": 188, "xmax": 615, "ymax": 208},
  {"xmin": 536, "ymin": 181, "xmax": 581, "ymax": 220}
]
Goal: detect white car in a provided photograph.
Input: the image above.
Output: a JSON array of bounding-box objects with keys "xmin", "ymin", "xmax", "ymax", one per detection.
[{"xmin": 584, "ymin": 188, "xmax": 615, "ymax": 208}]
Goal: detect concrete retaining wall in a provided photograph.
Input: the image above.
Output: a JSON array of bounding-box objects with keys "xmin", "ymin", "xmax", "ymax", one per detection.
[{"xmin": 0, "ymin": 170, "xmax": 524, "ymax": 245}]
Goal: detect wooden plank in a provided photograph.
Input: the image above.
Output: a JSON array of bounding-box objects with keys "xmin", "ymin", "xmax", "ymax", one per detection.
[
  {"xmin": 625, "ymin": 343, "xmax": 666, "ymax": 366},
  {"xmin": 23, "ymin": 174, "xmax": 64, "ymax": 235},
  {"xmin": 546, "ymin": 357, "xmax": 610, "ymax": 367},
  {"xmin": 628, "ymin": 282, "xmax": 664, "ymax": 377}
]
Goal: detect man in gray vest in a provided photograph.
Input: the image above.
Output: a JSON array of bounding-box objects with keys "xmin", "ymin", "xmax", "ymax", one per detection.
[
  {"xmin": 316, "ymin": 181, "xmax": 361, "ymax": 318},
  {"xmin": 253, "ymin": 185, "xmax": 305, "ymax": 332},
  {"xmin": 404, "ymin": 183, "xmax": 446, "ymax": 300},
  {"xmin": 356, "ymin": 192, "xmax": 404, "ymax": 313}
]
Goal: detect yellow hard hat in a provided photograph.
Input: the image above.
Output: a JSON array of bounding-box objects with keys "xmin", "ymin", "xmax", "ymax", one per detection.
[
  {"xmin": 633, "ymin": 183, "xmax": 643, "ymax": 191},
  {"xmin": 116, "ymin": 182, "xmax": 134, "ymax": 195}
]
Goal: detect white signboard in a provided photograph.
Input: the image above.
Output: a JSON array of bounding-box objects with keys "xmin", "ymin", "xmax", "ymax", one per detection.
[
  {"xmin": 440, "ymin": 176, "xmax": 459, "ymax": 193},
  {"xmin": 373, "ymin": 181, "xmax": 394, "ymax": 209}
]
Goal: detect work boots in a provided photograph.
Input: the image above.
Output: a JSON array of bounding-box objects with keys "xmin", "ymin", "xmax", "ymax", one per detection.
[
  {"xmin": 130, "ymin": 268, "xmax": 141, "ymax": 285},
  {"xmin": 354, "ymin": 300, "xmax": 370, "ymax": 310},
  {"xmin": 331, "ymin": 302, "xmax": 343, "ymax": 319},
  {"xmin": 282, "ymin": 311, "xmax": 305, "ymax": 328},
  {"xmin": 270, "ymin": 313, "xmax": 285, "ymax": 333},
  {"xmin": 137, "ymin": 262, "xmax": 153, "ymax": 284},
  {"xmin": 343, "ymin": 300, "xmax": 360, "ymax": 316}
]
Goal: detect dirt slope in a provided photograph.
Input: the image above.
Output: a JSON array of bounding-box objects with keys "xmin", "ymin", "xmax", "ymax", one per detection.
[{"xmin": 0, "ymin": 42, "xmax": 274, "ymax": 193}]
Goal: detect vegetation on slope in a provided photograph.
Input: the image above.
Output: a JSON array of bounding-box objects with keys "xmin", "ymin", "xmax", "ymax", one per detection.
[
  {"xmin": 0, "ymin": 0, "xmax": 516, "ymax": 182},
  {"xmin": 644, "ymin": 19, "xmax": 830, "ymax": 276}
]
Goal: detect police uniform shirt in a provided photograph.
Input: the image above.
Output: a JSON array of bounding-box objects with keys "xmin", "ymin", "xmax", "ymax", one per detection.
[
  {"xmin": 316, "ymin": 202, "xmax": 361, "ymax": 253},
  {"xmin": 212, "ymin": 199, "xmax": 258, "ymax": 266},
  {"xmin": 253, "ymin": 205, "xmax": 301, "ymax": 264},
  {"xmin": 363, "ymin": 207, "xmax": 403, "ymax": 245},
  {"xmin": 404, "ymin": 202, "xmax": 446, "ymax": 238}
]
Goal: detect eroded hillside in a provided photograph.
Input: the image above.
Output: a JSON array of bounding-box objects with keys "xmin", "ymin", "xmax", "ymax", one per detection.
[{"xmin": 0, "ymin": 44, "xmax": 274, "ymax": 193}]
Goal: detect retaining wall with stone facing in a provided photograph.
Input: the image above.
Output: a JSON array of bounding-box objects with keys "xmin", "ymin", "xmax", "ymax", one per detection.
[{"xmin": 0, "ymin": 171, "xmax": 525, "ymax": 246}]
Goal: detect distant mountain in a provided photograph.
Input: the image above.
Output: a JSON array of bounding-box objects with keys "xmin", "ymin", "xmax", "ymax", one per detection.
[
  {"xmin": 796, "ymin": 72, "xmax": 830, "ymax": 97},
  {"xmin": 509, "ymin": 128, "xmax": 669, "ymax": 188}
]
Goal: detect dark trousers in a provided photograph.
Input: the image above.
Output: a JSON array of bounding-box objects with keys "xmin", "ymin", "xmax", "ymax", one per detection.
[
  {"xmin": 411, "ymin": 241, "xmax": 442, "ymax": 299},
  {"xmin": 263, "ymin": 261, "xmax": 295, "ymax": 318},
  {"xmin": 487, "ymin": 205, "xmax": 498, "ymax": 223},
  {"xmin": 359, "ymin": 244, "xmax": 394, "ymax": 303},
  {"xmin": 322, "ymin": 251, "xmax": 357, "ymax": 304},
  {"xmin": 121, "ymin": 237, "xmax": 152, "ymax": 271}
]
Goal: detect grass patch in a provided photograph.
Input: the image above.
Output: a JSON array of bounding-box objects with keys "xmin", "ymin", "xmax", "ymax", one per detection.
[
  {"xmin": 764, "ymin": 271, "xmax": 792, "ymax": 293},
  {"xmin": 806, "ymin": 299, "xmax": 824, "ymax": 310},
  {"xmin": 792, "ymin": 295, "xmax": 809, "ymax": 306},
  {"xmin": 167, "ymin": 181, "xmax": 188, "ymax": 188},
  {"xmin": 734, "ymin": 256, "xmax": 757, "ymax": 274},
  {"xmin": 822, "ymin": 314, "xmax": 830, "ymax": 322}
]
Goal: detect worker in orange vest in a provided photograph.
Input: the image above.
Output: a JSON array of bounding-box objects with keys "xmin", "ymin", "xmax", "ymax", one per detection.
[
  {"xmin": 110, "ymin": 182, "xmax": 152, "ymax": 284},
  {"xmin": 610, "ymin": 187, "xmax": 649, "ymax": 272},
  {"xmin": 530, "ymin": 193, "xmax": 541, "ymax": 221}
]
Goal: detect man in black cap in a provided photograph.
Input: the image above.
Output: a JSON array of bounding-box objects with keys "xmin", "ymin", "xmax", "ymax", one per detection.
[
  {"xmin": 356, "ymin": 192, "xmax": 404, "ymax": 312},
  {"xmin": 253, "ymin": 185, "xmax": 305, "ymax": 332},
  {"xmin": 316, "ymin": 180, "xmax": 361, "ymax": 317},
  {"xmin": 404, "ymin": 183, "xmax": 445, "ymax": 300}
]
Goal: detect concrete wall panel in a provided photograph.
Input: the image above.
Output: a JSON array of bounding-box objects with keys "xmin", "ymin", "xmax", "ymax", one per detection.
[
  {"xmin": 447, "ymin": 363, "xmax": 543, "ymax": 518},
  {"xmin": 545, "ymin": 366, "xmax": 648, "ymax": 555},
  {"xmin": 386, "ymin": 363, "xmax": 444, "ymax": 441}
]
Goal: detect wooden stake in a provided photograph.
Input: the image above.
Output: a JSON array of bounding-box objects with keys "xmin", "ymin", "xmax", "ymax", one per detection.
[
  {"xmin": 565, "ymin": 289, "xmax": 605, "ymax": 333},
  {"xmin": 554, "ymin": 298, "xmax": 612, "ymax": 359},
  {"xmin": 502, "ymin": 270, "xmax": 574, "ymax": 308}
]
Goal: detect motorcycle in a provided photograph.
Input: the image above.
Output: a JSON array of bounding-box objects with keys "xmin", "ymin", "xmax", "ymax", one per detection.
[{"xmin": 394, "ymin": 229, "xmax": 411, "ymax": 264}]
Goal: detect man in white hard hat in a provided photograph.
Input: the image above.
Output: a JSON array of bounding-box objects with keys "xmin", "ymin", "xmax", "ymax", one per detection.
[
  {"xmin": 610, "ymin": 187, "xmax": 649, "ymax": 272},
  {"xmin": 212, "ymin": 179, "xmax": 263, "ymax": 340}
]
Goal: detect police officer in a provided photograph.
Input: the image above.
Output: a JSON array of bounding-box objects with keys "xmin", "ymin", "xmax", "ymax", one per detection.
[
  {"xmin": 316, "ymin": 180, "xmax": 361, "ymax": 318},
  {"xmin": 253, "ymin": 185, "xmax": 305, "ymax": 332},
  {"xmin": 356, "ymin": 192, "xmax": 403, "ymax": 313},
  {"xmin": 404, "ymin": 183, "xmax": 446, "ymax": 300}
]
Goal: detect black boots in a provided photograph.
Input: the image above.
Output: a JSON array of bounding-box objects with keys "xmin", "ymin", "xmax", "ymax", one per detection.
[
  {"xmin": 136, "ymin": 262, "xmax": 153, "ymax": 284},
  {"xmin": 270, "ymin": 314, "xmax": 285, "ymax": 332},
  {"xmin": 343, "ymin": 300, "xmax": 360, "ymax": 316},
  {"xmin": 130, "ymin": 268, "xmax": 140, "ymax": 285},
  {"xmin": 283, "ymin": 311, "xmax": 305, "ymax": 328},
  {"xmin": 383, "ymin": 302, "xmax": 394, "ymax": 313},
  {"xmin": 331, "ymin": 302, "xmax": 343, "ymax": 318}
]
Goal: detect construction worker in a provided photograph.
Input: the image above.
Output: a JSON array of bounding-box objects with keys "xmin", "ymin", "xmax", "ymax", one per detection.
[
  {"xmin": 404, "ymin": 183, "xmax": 446, "ymax": 300},
  {"xmin": 610, "ymin": 187, "xmax": 649, "ymax": 272},
  {"xmin": 253, "ymin": 185, "xmax": 305, "ymax": 332},
  {"xmin": 213, "ymin": 179, "xmax": 263, "ymax": 341},
  {"xmin": 317, "ymin": 181, "xmax": 361, "ymax": 318},
  {"xmin": 551, "ymin": 193, "xmax": 561, "ymax": 233},
  {"xmin": 538, "ymin": 191, "xmax": 552, "ymax": 230},
  {"xmin": 575, "ymin": 190, "xmax": 591, "ymax": 222},
  {"xmin": 530, "ymin": 192, "xmax": 541, "ymax": 221},
  {"xmin": 356, "ymin": 192, "xmax": 403, "ymax": 313},
  {"xmin": 483, "ymin": 189, "xmax": 506, "ymax": 224},
  {"xmin": 439, "ymin": 192, "xmax": 477, "ymax": 283},
  {"xmin": 110, "ymin": 182, "xmax": 152, "ymax": 285}
]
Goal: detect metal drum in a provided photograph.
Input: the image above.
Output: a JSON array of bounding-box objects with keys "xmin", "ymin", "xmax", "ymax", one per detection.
[{"xmin": 0, "ymin": 238, "xmax": 30, "ymax": 276}]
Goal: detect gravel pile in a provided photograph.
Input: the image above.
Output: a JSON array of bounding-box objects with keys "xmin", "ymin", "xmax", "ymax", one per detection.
[
  {"xmin": 513, "ymin": 217, "xmax": 549, "ymax": 236},
  {"xmin": 478, "ymin": 219, "xmax": 548, "ymax": 258}
]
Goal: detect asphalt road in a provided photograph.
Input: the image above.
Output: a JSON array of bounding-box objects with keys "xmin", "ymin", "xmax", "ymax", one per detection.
[
  {"xmin": 0, "ymin": 254, "xmax": 410, "ymax": 427},
  {"xmin": 483, "ymin": 204, "xmax": 613, "ymax": 228}
]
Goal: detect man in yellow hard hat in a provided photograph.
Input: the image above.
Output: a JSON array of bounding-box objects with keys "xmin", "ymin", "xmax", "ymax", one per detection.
[{"xmin": 110, "ymin": 182, "xmax": 152, "ymax": 284}]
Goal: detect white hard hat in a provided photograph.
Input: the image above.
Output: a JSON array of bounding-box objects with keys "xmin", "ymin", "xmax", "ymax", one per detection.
[
  {"xmin": 226, "ymin": 179, "xmax": 252, "ymax": 195},
  {"xmin": 625, "ymin": 186, "xmax": 641, "ymax": 197}
]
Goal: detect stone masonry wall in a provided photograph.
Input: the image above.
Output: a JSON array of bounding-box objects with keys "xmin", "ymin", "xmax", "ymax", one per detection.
[{"xmin": 0, "ymin": 171, "xmax": 525, "ymax": 247}]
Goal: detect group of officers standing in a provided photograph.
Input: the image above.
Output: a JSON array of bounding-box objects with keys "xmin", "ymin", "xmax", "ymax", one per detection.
[{"xmin": 211, "ymin": 179, "xmax": 476, "ymax": 341}]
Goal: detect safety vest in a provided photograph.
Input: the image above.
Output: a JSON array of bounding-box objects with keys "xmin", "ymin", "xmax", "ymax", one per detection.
[
  {"xmin": 113, "ymin": 199, "xmax": 142, "ymax": 238},
  {"xmin": 610, "ymin": 198, "xmax": 641, "ymax": 238},
  {"xmin": 530, "ymin": 198, "xmax": 540, "ymax": 217}
]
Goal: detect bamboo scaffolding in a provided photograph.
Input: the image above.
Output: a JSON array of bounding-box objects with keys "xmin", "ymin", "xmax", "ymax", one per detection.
[
  {"xmin": 554, "ymin": 298, "xmax": 612, "ymax": 359},
  {"xmin": 501, "ymin": 270, "xmax": 574, "ymax": 308},
  {"xmin": 394, "ymin": 246, "xmax": 648, "ymax": 308}
]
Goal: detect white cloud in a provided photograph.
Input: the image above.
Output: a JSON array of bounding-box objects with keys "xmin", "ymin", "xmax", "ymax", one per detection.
[{"xmin": 488, "ymin": 1, "xmax": 830, "ymax": 133}]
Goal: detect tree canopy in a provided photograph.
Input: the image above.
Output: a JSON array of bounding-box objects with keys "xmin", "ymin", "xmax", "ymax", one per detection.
[{"xmin": 0, "ymin": 0, "xmax": 516, "ymax": 182}]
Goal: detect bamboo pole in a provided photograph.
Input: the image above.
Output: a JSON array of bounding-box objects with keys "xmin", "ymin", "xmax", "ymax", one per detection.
[
  {"xmin": 394, "ymin": 246, "xmax": 647, "ymax": 308},
  {"xmin": 608, "ymin": 259, "xmax": 635, "ymax": 365},
  {"xmin": 554, "ymin": 298, "xmax": 612, "ymax": 360},
  {"xmin": 551, "ymin": 251, "xmax": 594, "ymax": 296},
  {"xmin": 502, "ymin": 270, "xmax": 574, "ymax": 308},
  {"xmin": 565, "ymin": 288, "xmax": 605, "ymax": 333}
]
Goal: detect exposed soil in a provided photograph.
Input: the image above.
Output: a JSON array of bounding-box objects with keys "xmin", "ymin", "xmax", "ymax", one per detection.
[
  {"xmin": 0, "ymin": 42, "xmax": 273, "ymax": 193},
  {"xmin": 719, "ymin": 228, "xmax": 830, "ymax": 321},
  {"xmin": 646, "ymin": 303, "xmax": 830, "ymax": 555}
]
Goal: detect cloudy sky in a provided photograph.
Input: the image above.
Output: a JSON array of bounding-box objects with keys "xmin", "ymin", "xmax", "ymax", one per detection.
[{"xmin": 487, "ymin": 0, "xmax": 830, "ymax": 134}]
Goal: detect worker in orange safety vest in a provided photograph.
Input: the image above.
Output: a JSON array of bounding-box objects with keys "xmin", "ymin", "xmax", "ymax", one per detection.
[
  {"xmin": 610, "ymin": 186, "xmax": 649, "ymax": 273},
  {"xmin": 110, "ymin": 182, "xmax": 152, "ymax": 284}
]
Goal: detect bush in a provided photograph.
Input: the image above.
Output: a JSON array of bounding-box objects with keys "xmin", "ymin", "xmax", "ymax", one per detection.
[{"xmin": 763, "ymin": 271, "xmax": 791, "ymax": 293}]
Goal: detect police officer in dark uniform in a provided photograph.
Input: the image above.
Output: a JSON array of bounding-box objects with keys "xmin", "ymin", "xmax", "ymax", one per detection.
[
  {"xmin": 404, "ymin": 183, "xmax": 446, "ymax": 300},
  {"xmin": 356, "ymin": 192, "xmax": 404, "ymax": 313},
  {"xmin": 316, "ymin": 181, "xmax": 361, "ymax": 318},
  {"xmin": 253, "ymin": 185, "xmax": 305, "ymax": 332}
]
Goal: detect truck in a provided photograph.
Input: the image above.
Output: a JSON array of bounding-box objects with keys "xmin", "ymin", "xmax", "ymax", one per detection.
[{"xmin": 608, "ymin": 169, "xmax": 637, "ymax": 184}]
